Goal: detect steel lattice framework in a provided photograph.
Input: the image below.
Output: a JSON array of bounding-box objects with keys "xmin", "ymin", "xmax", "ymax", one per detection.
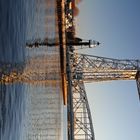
[
  {"xmin": 72, "ymin": 53, "xmax": 140, "ymax": 81},
  {"xmin": 5, "ymin": 0, "xmax": 139, "ymax": 139},
  {"xmin": 63, "ymin": 1, "xmax": 140, "ymax": 139},
  {"xmin": 67, "ymin": 50, "xmax": 140, "ymax": 140},
  {"xmin": 67, "ymin": 49, "xmax": 95, "ymax": 140}
]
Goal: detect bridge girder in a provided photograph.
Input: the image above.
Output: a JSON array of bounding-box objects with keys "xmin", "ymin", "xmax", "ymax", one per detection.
[{"xmin": 70, "ymin": 53, "xmax": 140, "ymax": 82}]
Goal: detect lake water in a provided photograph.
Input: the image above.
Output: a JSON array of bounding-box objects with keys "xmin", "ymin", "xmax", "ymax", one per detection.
[{"xmin": 0, "ymin": 0, "xmax": 63, "ymax": 139}]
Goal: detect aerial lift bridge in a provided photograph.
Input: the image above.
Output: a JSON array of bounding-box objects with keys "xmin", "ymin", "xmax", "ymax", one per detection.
[
  {"xmin": 1, "ymin": 0, "xmax": 139, "ymax": 140},
  {"xmin": 25, "ymin": 0, "xmax": 140, "ymax": 139},
  {"xmin": 26, "ymin": 0, "xmax": 140, "ymax": 139},
  {"xmin": 58, "ymin": 0, "xmax": 140, "ymax": 140},
  {"xmin": 66, "ymin": 50, "xmax": 140, "ymax": 140}
]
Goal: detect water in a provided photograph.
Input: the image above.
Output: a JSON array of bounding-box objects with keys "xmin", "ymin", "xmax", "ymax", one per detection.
[{"xmin": 0, "ymin": 0, "xmax": 63, "ymax": 139}]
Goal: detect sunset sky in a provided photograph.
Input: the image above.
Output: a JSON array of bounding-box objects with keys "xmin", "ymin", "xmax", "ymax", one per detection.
[{"xmin": 76, "ymin": 0, "xmax": 140, "ymax": 140}]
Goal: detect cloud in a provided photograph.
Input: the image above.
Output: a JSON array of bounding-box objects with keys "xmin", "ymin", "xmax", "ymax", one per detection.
[
  {"xmin": 73, "ymin": 0, "xmax": 83, "ymax": 16},
  {"xmin": 73, "ymin": 6, "xmax": 79, "ymax": 16},
  {"xmin": 75, "ymin": 0, "xmax": 83, "ymax": 4}
]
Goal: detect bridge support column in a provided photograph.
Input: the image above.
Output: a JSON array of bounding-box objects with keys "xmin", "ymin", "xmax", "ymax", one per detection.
[{"xmin": 136, "ymin": 71, "xmax": 140, "ymax": 100}]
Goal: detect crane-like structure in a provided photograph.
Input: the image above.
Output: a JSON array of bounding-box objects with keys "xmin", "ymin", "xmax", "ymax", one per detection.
[
  {"xmin": 1, "ymin": 0, "xmax": 140, "ymax": 140},
  {"xmin": 66, "ymin": 48, "xmax": 140, "ymax": 140},
  {"xmin": 63, "ymin": 1, "xmax": 140, "ymax": 140},
  {"xmin": 25, "ymin": 0, "xmax": 140, "ymax": 139}
]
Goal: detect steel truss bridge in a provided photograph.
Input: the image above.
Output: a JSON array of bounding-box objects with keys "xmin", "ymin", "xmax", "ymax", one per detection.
[
  {"xmin": 0, "ymin": 0, "xmax": 140, "ymax": 140},
  {"xmin": 25, "ymin": 0, "xmax": 140, "ymax": 139},
  {"xmin": 66, "ymin": 51, "xmax": 140, "ymax": 140},
  {"xmin": 57, "ymin": 1, "xmax": 140, "ymax": 140}
]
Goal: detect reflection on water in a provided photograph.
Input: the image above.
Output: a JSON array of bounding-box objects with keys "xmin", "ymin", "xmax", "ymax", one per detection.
[
  {"xmin": 0, "ymin": 83, "xmax": 26, "ymax": 140},
  {"xmin": 0, "ymin": 0, "xmax": 63, "ymax": 139}
]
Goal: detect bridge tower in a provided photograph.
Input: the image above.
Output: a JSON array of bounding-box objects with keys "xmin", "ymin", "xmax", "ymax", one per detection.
[{"xmin": 66, "ymin": 47, "xmax": 140, "ymax": 140}]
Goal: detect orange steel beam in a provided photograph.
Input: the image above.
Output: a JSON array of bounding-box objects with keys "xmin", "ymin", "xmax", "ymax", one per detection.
[{"xmin": 56, "ymin": 0, "xmax": 67, "ymax": 105}]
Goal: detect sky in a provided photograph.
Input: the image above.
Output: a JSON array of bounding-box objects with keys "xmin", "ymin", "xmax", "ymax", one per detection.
[{"xmin": 75, "ymin": 0, "xmax": 140, "ymax": 140}]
